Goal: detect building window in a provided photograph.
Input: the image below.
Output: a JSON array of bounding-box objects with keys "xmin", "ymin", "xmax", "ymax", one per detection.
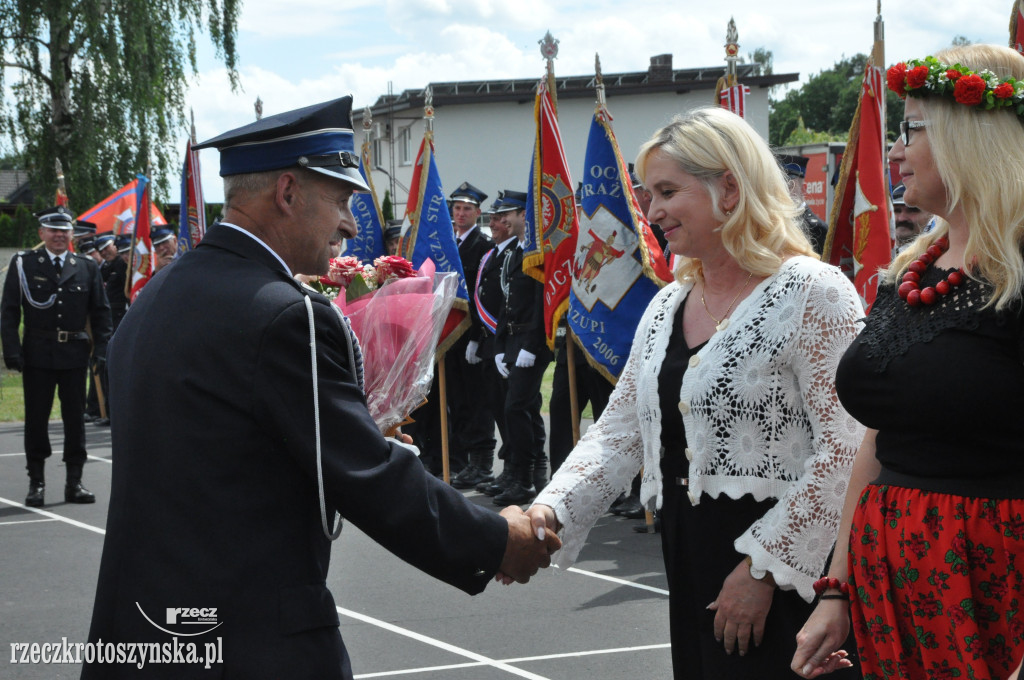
[{"xmin": 399, "ymin": 127, "xmax": 412, "ymax": 166}]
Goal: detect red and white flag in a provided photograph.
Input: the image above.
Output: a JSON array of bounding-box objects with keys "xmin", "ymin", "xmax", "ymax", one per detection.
[{"xmin": 719, "ymin": 84, "xmax": 751, "ymax": 118}]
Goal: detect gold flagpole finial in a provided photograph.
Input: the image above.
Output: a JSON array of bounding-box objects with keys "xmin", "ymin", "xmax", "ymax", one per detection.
[
  {"xmin": 595, "ymin": 53, "xmax": 606, "ymax": 110},
  {"xmin": 423, "ymin": 86, "xmax": 434, "ymax": 134},
  {"xmin": 189, "ymin": 108, "xmax": 197, "ymax": 145},
  {"xmin": 254, "ymin": 96, "xmax": 263, "ymax": 121}
]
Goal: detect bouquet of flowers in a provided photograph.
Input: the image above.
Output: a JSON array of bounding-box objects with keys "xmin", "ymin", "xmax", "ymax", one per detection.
[{"xmin": 326, "ymin": 255, "xmax": 457, "ymax": 436}]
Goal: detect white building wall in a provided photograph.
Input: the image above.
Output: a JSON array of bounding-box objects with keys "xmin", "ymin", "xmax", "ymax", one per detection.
[{"xmin": 365, "ymin": 86, "xmax": 770, "ymax": 217}]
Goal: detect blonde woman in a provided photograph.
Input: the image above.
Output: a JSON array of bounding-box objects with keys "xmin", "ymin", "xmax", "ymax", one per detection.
[
  {"xmin": 794, "ymin": 43, "xmax": 1024, "ymax": 679},
  {"xmin": 526, "ymin": 107, "xmax": 864, "ymax": 679}
]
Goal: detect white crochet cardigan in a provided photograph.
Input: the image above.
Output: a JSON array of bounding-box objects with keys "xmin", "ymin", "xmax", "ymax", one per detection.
[{"xmin": 535, "ymin": 256, "xmax": 866, "ymax": 600}]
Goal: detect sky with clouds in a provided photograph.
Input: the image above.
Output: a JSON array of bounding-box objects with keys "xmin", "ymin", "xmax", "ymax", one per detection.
[{"xmin": 176, "ymin": 1, "xmax": 1013, "ymax": 200}]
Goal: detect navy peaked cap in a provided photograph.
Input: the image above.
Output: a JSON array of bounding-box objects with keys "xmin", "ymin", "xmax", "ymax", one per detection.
[
  {"xmin": 891, "ymin": 183, "xmax": 907, "ymax": 205},
  {"xmin": 115, "ymin": 235, "xmax": 132, "ymax": 253},
  {"xmin": 35, "ymin": 205, "xmax": 75, "ymax": 230},
  {"xmin": 778, "ymin": 153, "xmax": 809, "ymax": 179},
  {"xmin": 95, "ymin": 234, "xmax": 116, "ymax": 250},
  {"xmin": 151, "ymin": 227, "xmax": 176, "ymax": 246},
  {"xmin": 194, "ymin": 97, "xmax": 369, "ymax": 191},
  {"xmin": 450, "ymin": 182, "xmax": 487, "ymax": 206},
  {"xmin": 494, "ymin": 190, "xmax": 526, "ymax": 212}
]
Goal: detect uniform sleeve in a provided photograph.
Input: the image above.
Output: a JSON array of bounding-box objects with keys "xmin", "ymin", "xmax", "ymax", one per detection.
[
  {"xmin": 252, "ymin": 296, "xmax": 508, "ymax": 595},
  {"xmin": 86, "ymin": 260, "xmax": 113, "ymax": 357},
  {"xmin": 0, "ymin": 254, "xmax": 23, "ymax": 360}
]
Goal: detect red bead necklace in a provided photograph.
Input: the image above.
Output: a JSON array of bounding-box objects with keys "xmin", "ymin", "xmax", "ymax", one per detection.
[{"xmin": 896, "ymin": 236, "xmax": 966, "ymax": 306}]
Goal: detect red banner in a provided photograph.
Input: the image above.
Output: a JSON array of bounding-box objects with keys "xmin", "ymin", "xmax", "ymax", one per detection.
[
  {"xmin": 78, "ymin": 179, "xmax": 167, "ymax": 235},
  {"xmin": 823, "ymin": 63, "xmax": 892, "ymax": 310},
  {"xmin": 522, "ymin": 76, "xmax": 580, "ymax": 349}
]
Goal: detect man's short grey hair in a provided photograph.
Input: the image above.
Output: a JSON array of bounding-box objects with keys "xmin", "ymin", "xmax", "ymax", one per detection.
[{"xmin": 222, "ymin": 170, "xmax": 287, "ymax": 210}]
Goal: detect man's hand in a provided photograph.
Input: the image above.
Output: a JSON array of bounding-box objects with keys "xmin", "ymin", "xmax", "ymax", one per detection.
[
  {"xmin": 494, "ymin": 353, "xmax": 509, "ymax": 378},
  {"xmin": 708, "ymin": 557, "xmax": 776, "ymax": 656},
  {"xmin": 4, "ymin": 356, "xmax": 22, "ymax": 372},
  {"xmin": 465, "ymin": 341, "xmax": 481, "ymax": 365},
  {"xmin": 496, "ymin": 505, "xmax": 560, "ymax": 584},
  {"xmin": 515, "ymin": 349, "xmax": 535, "ymax": 368}
]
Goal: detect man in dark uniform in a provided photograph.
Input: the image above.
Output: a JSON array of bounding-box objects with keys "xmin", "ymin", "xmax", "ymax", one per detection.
[
  {"xmin": 447, "ymin": 182, "xmax": 498, "ymax": 489},
  {"xmin": 465, "ymin": 196, "xmax": 517, "ymax": 493},
  {"xmin": 779, "ymin": 154, "xmax": 828, "ymax": 255},
  {"xmin": 486, "ymin": 191, "xmax": 552, "ymax": 507},
  {"xmin": 0, "ymin": 206, "xmax": 112, "ymax": 506},
  {"xmin": 82, "ymin": 97, "xmax": 558, "ymax": 680}
]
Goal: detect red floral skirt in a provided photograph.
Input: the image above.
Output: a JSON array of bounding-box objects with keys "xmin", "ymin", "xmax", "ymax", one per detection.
[{"xmin": 848, "ymin": 484, "xmax": 1024, "ymax": 680}]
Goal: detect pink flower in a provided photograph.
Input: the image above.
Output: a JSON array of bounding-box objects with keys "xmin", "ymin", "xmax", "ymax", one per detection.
[
  {"xmin": 327, "ymin": 256, "xmax": 364, "ymax": 287},
  {"xmin": 373, "ymin": 255, "xmax": 416, "ymax": 283}
]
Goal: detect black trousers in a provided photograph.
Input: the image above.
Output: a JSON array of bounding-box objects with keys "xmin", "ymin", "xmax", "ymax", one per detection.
[
  {"xmin": 502, "ymin": 355, "xmax": 549, "ymax": 482},
  {"xmin": 447, "ymin": 337, "xmax": 496, "ymax": 459},
  {"xmin": 24, "ymin": 365, "xmax": 88, "ymax": 475},
  {"xmin": 549, "ymin": 352, "xmax": 613, "ymax": 475}
]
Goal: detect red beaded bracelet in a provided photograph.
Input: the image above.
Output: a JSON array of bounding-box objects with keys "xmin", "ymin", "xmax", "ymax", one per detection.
[{"xmin": 812, "ymin": 576, "xmax": 850, "ymax": 597}]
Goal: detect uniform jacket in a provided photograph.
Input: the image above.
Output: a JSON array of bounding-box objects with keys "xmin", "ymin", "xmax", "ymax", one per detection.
[
  {"xmin": 471, "ymin": 239, "xmax": 515, "ymax": 357},
  {"xmin": 0, "ymin": 248, "xmax": 111, "ymax": 369},
  {"xmin": 494, "ymin": 243, "xmax": 550, "ymax": 362},
  {"xmin": 83, "ymin": 225, "xmax": 508, "ymax": 679},
  {"xmin": 100, "ymin": 256, "xmax": 129, "ymax": 330},
  {"xmin": 457, "ymin": 226, "xmax": 493, "ymax": 350}
]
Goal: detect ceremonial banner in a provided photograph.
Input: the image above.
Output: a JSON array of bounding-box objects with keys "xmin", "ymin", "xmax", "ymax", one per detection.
[
  {"xmin": 522, "ymin": 75, "xmax": 579, "ymax": 350},
  {"xmin": 570, "ymin": 110, "xmax": 673, "ymax": 382},
  {"xmin": 342, "ymin": 141, "xmax": 386, "ymax": 263},
  {"xmin": 78, "ymin": 179, "xmax": 167, "ymax": 235},
  {"xmin": 400, "ymin": 131, "xmax": 468, "ymax": 355},
  {"xmin": 1012, "ymin": 0, "xmax": 1024, "ymax": 54},
  {"xmin": 822, "ymin": 58, "xmax": 891, "ymax": 310},
  {"xmin": 719, "ymin": 84, "xmax": 751, "ymax": 118},
  {"xmin": 177, "ymin": 138, "xmax": 206, "ymax": 253},
  {"xmin": 128, "ymin": 175, "xmax": 155, "ymax": 301}
]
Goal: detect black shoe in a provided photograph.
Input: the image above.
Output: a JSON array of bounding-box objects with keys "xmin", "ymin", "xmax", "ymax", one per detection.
[
  {"xmin": 65, "ymin": 482, "xmax": 96, "ymax": 504},
  {"xmin": 93, "ymin": 417, "xmax": 110, "ymax": 427},
  {"xmin": 633, "ymin": 513, "xmax": 661, "ymax": 534},
  {"xmin": 618, "ymin": 495, "xmax": 645, "ymax": 519},
  {"xmin": 450, "ymin": 465, "xmax": 480, "ymax": 489},
  {"xmin": 83, "ymin": 413, "xmax": 97, "ymax": 423},
  {"xmin": 25, "ymin": 483, "xmax": 44, "ymax": 507},
  {"xmin": 481, "ymin": 470, "xmax": 511, "ymax": 496},
  {"xmin": 608, "ymin": 492, "xmax": 628, "ymax": 514},
  {"xmin": 492, "ymin": 481, "xmax": 536, "ymax": 507}
]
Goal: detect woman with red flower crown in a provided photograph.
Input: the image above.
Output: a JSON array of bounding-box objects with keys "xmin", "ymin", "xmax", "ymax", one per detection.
[{"xmin": 793, "ymin": 43, "xmax": 1024, "ymax": 679}]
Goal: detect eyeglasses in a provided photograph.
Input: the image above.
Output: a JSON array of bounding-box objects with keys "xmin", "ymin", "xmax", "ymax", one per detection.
[{"xmin": 899, "ymin": 120, "xmax": 929, "ymax": 146}]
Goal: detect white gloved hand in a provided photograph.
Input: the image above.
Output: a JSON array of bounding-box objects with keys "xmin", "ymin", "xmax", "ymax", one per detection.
[
  {"xmin": 465, "ymin": 340, "xmax": 481, "ymax": 364},
  {"xmin": 495, "ymin": 353, "xmax": 509, "ymax": 378},
  {"xmin": 515, "ymin": 349, "xmax": 536, "ymax": 368}
]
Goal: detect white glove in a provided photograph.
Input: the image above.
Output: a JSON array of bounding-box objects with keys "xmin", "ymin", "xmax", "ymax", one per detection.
[
  {"xmin": 495, "ymin": 353, "xmax": 509, "ymax": 378},
  {"xmin": 465, "ymin": 340, "xmax": 481, "ymax": 364},
  {"xmin": 516, "ymin": 349, "xmax": 536, "ymax": 368}
]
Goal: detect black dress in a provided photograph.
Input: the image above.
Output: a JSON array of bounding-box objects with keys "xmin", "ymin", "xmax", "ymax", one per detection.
[{"xmin": 657, "ymin": 299, "xmax": 859, "ymax": 679}]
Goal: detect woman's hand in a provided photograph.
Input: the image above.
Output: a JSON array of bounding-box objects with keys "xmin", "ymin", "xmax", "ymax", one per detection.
[
  {"xmin": 791, "ymin": 599, "xmax": 853, "ymax": 677},
  {"xmin": 708, "ymin": 558, "xmax": 775, "ymax": 656}
]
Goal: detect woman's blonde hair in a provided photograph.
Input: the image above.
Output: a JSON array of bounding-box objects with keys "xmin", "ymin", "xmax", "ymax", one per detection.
[
  {"xmin": 886, "ymin": 43, "xmax": 1024, "ymax": 310},
  {"xmin": 634, "ymin": 106, "xmax": 814, "ymax": 283}
]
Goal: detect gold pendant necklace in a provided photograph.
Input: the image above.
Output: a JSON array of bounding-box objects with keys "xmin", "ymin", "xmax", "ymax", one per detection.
[{"xmin": 701, "ymin": 271, "xmax": 753, "ymax": 332}]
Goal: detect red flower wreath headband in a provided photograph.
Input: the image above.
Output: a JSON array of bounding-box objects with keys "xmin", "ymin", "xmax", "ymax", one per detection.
[{"xmin": 887, "ymin": 56, "xmax": 1024, "ymax": 115}]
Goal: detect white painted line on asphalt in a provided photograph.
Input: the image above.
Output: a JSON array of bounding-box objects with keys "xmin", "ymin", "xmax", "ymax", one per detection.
[
  {"xmin": 350, "ymin": 642, "xmax": 672, "ymax": 678},
  {"xmin": 0, "ymin": 496, "xmax": 106, "ymax": 535},
  {"xmin": 563, "ymin": 566, "xmax": 670, "ymax": 596},
  {"xmin": 0, "ymin": 452, "xmax": 25, "ymax": 456},
  {"xmin": 339, "ymin": 607, "xmax": 552, "ymax": 680},
  {"xmin": 0, "ymin": 518, "xmax": 58, "ymax": 526},
  {"xmin": 88, "ymin": 454, "xmax": 112, "ymax": 464}
]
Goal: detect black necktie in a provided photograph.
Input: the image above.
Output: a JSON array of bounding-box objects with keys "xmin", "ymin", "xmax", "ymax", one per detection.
[{"xmin": 53, "ymin": 256, "xmax": 62, "ymax": 276}]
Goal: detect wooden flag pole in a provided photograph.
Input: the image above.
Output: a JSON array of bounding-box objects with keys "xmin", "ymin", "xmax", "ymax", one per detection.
[{"xmin": 438, "ymin": 355, "xmax": 450, "ymax": 484}]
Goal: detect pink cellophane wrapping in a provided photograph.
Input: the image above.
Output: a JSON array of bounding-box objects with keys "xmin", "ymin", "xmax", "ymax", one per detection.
[{"xmin": 334, "ymin": 261, "xmax": 457, "ymax": 434}]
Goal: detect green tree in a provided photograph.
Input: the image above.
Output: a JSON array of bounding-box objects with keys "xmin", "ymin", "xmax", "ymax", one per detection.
[
  {"xmin": 381, "ymin": 190, "xmax": 394, "ymax": 221},
  {"xmin": 0, "ymin": 0, "xmax": 240, "ymax": 210},
  {"xmin": 769, "ymin": 54, "xmax": 902, "ymax": 147}
]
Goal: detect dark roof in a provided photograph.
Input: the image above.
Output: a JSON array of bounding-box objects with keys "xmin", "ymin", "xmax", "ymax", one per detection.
[
  {"xmin": 0, "ymin": 168, "xmax": 32, "ymax": 203},
  {"xmin": 366, "ymin": 59, "xmax": 797, "ymax": 116}
]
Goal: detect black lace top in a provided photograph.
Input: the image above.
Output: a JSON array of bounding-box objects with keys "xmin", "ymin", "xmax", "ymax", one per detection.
[{"xmin": 836, "ymin": 266, "xmax": 1024, "ymax": 498}]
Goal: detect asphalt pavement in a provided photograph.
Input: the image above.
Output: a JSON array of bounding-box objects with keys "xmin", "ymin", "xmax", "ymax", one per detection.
[{"xmin": 0, "ymin": 420, "xmax": 672, "ymax": 679}]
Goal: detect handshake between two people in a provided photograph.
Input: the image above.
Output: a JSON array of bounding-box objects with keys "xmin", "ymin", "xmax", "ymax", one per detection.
[{"xmin": 496, "ymin": 504, "xmax": 562, "ymax": 585}]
